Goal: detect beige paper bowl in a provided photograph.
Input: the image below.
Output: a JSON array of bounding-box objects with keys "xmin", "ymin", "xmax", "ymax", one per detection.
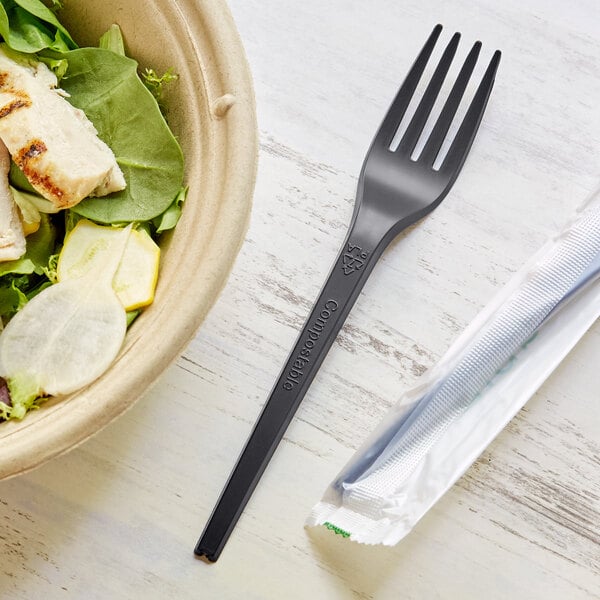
[{"xmin": 0, "ymin": 0, "xmax": 257, "ymax": 479}]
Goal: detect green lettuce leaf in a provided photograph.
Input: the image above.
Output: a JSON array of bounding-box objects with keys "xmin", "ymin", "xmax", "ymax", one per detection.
[
  {"xmin": 58, "ymin": 48, "xmax": 184, "ymax": 224},
  {"xmin": 98, "ymin": 23, "xmax": 125, "ymax": 57},
  {"xmin": 153, "ymin": 186, "xmax": 186, "ymax": 233},
  {"xmin": 126, "ymin": 309, "xmax": 141, "ymax": 327},
  {"xmin": 0, "ymin": 270, "xmax": 52, "ymax": 322},
  {"xmin": 0, "ymin": 213, "xmax": 56, "ymax": 276},
  {"xmin": 0, "ymin": 0, "xmax": 76, "ymax": 53},
  {"xmin": 9, "ymin": 160, "xmax": 36, "ymax": 193},
  {"xmin": 1, "ymin": 372, "xmax": 43, "ymax": 420},
  {"xmin": 0, "ymin": 279, "xmax": 27, "ymax": 315}
]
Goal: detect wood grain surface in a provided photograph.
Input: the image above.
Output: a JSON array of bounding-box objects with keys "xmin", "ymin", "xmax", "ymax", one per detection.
[{"xmin": 1, "ymin": 0, "xmax": 599, "ymax": 598}]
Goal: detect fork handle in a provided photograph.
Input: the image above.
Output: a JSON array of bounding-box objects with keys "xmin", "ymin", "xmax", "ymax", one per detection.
[{"xmin": 195, "ymin": 209, "xmax": 389, "ymax": 561}]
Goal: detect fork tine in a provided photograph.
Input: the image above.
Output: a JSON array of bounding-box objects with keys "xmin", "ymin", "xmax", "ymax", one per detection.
[
  {"xmin": 375, "ymin": 24, "xmax": 443, "ymax": 147},
  {"xmin": 440, "ymin": 49, "xmax": 501, "ymax": 175},
  {"xmin": 419, "ymin": 41, "xmax": 481, "ymax": 165},
  {"xmin": 395, "ymin": 32, "xmax": 460, "ymax": 156}
]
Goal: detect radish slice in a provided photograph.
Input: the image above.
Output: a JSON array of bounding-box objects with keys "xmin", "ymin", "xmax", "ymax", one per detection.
[{"xmin": 0, "ymin": 225, "xmax": 132, "ymax": 418}]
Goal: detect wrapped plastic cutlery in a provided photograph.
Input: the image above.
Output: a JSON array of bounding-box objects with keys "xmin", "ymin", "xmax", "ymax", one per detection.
[{"xmin": 307, "ymin": 188, "xmax": 600, "ymax": 545}]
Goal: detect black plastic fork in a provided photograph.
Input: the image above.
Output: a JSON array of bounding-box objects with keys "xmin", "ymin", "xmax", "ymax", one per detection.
[{"xmin": 196, "ymin": 25, "xmax": 501, "ymax": 562}]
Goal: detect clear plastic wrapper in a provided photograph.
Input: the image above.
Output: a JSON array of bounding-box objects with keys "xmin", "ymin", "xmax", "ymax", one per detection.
[{"xmin": 307, "ymin": 189, "xmax": 600, "ymax": 545}]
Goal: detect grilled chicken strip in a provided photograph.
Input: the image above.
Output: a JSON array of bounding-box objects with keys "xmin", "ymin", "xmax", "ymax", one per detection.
[
  {"xmin": 0, "ymin": 48, "xmax": 125, "ymax": 209},
  {"xmin": 0, "ymin": 138, "xmax": 25, "ymax": 262}
]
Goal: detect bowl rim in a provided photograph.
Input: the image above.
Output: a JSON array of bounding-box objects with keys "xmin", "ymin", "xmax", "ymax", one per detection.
[{"xmin": 0, "ymin": 0, "xmax": 258, "ymax": 479}]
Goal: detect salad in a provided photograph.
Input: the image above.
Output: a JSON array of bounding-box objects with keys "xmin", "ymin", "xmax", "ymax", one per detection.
[{"xmin": 0, "ymin": 1, "xmax": 185, "ymax": 420}]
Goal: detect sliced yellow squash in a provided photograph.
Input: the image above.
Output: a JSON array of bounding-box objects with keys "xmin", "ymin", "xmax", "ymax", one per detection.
[{"xmin": 57, "ymin": 219, "xmax": 160, "ymax": 311}]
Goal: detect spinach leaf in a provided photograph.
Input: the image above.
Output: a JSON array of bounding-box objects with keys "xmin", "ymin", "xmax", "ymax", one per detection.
[
  {"xmin": 153, "ymin": 187, "xmax": 186, "ymax": 233},
  {"xmin": 59, "ymin": 48, "xmax": 184, "ymax": 224},
  {"xmin": 126, "ymin": 309, "xmax": 141, "ymax": 327},
  {"xmin": 0, "ymin": 280, "xmax": 26, "ymax": 315},
  {"xmin": 99, "ymin": 24, "xmax": 125, "ymax": 57},
  {"xmin": 9, "ymin": 160, "xmax": 36, "ymax": 193},
  {"xmin": 0, "ymin": 0, "xmax": 76, "ymax": 53}
]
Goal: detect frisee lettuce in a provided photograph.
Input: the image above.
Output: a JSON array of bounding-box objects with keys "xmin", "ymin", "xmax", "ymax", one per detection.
[
  {"xmin": 0, "ymin": 372, "xmax": 45, "ymax": 420},
  {"xmin": 142, "ymin": 67, "xmax": 178, "ymax": 108}
]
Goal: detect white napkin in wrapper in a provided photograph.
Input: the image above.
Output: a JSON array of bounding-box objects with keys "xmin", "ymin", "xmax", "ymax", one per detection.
[{"xmin": 307, "ymin": 191, "xmax": 600, "ymax": 545}]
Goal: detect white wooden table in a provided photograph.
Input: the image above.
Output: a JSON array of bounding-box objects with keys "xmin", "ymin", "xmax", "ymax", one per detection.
[{"xmin": 1, "ymin": 1, "xmax": 599, "ymax": 598}]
